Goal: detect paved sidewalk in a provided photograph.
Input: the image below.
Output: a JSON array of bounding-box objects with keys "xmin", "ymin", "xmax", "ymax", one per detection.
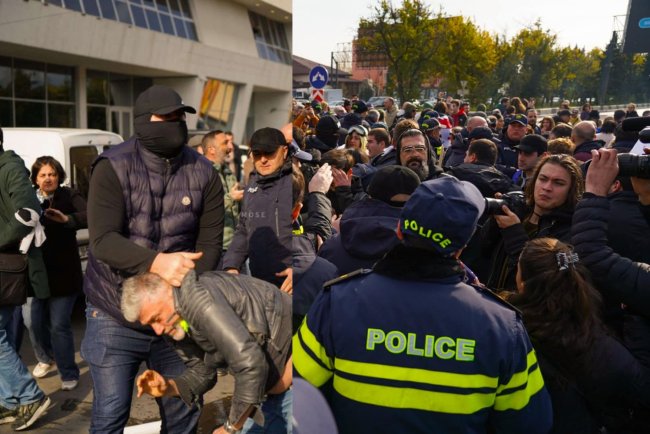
[{"xmin": 6, "ymin": 316, "xmax": 233, "ymax": 433}]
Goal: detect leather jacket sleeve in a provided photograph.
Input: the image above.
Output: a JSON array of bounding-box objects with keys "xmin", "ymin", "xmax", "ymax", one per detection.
[{"xmin": 177, "ymin": 273, "xmax": 268, "ymax": 424}]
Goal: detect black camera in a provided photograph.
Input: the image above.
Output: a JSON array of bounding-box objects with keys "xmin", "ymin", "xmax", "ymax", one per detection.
[
  {"xmin": 618, "ymin": 153, "xmax": 650, "ymax": 179},
  {"xmin": 484, "ymin": 191, "xmax": 527, "ymax": 216}
]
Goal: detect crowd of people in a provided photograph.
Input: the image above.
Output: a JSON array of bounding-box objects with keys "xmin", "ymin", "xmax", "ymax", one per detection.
[
  {"xmin": 1, "ymin": 81, "xmax": 650, "ymax": 434},
  {"xmin": 292, "ymin": 94, "xmax": 650, "ymax": 433},
  {"xmin": 0, "ymin": 85, "xmax": 293, "ymax": 433}
]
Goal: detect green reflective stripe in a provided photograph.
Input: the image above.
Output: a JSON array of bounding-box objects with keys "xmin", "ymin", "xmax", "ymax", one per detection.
[
  {"xmin": 298, "ymin": 322, "xmax": 333, "ymax": 369},
  {"xmin": 333, "ymin": 375, "xmax": 494, "ymax": 414},
  {"xmin": 335, "ymin": 357, "xmax": 498, "ymax": 389},
  {"xmin": 293, "ymin": 334, "xmax": 332, "ymax": 387},
  {"xmin": 494, "ymin": 362, "xmax": 545, "ymax": 411},
  {"xmin": 497, "ymin": 350, "xmax": 538, "ymax": 394}
]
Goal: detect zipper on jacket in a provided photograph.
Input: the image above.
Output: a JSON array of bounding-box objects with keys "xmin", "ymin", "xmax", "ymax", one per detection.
[{"xmin": 275, "ymin": 207, "xmax": 280, "ymax": 237}]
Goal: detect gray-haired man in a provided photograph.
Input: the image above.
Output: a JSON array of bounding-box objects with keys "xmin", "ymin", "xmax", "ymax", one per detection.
[{"xmin": 121, "ymin": 270, "xmax": 292, "ymax": 434}]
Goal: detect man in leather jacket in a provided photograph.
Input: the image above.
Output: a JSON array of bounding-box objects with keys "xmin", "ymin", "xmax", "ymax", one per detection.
[{"xmin": 120, "ymin": 270, "xmax": 292, "ymax": 434}]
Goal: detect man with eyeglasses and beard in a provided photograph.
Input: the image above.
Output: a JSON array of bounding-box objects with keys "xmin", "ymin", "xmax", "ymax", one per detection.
[
  {"xmin": 396, "ymin": 129, "xmax": 442, "ymax": 181},
  {"xmin": 82, "ymin": 85, "xmax": 224, "ymax": 433}
]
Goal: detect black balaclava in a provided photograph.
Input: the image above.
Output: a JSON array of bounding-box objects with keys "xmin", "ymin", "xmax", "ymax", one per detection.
[{"xmin": 134, "ymin": 115, "xmax": 188, "ymax": 159}]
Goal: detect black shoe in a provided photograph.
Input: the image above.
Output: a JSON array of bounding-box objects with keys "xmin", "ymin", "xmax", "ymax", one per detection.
[
  {"xmin": 11, "ymin": 396, "xmax": 50, "ymax": 431},
  {"xmin": 0, "ymin": 404, "xmax": 17, "ymax": 424}
]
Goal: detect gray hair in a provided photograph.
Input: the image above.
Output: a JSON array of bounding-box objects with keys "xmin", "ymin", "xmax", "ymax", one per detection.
[{"xmin": 121, "ymin": 272, "xmax": 167, "ymax": 323}]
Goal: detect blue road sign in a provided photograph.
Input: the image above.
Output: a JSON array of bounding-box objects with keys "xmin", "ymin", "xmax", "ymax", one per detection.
[{"xmin": 309, "ymin": 66, "xmax": 329, "ymax": 89}]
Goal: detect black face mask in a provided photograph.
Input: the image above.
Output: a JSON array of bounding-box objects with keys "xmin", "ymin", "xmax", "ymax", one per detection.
[{"xmin": 135, "ymin": 118, "xmax": 188, "ymax": 159}]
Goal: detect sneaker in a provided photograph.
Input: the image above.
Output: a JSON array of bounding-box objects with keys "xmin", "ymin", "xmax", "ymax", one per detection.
[
  {"xmin": 0, "ymin": 405, "xmax": 17, "ymax": 424},
  {"xmin": 61, "ymin": 380, "xmax": 78, "ymax": 391},
  {"xmin": 32, "ymin": 362, "xmax": 55, "ymax": 379},
  {"xmin": 11, "ymin": 396, "xmax": 50, "ymax": 431}
]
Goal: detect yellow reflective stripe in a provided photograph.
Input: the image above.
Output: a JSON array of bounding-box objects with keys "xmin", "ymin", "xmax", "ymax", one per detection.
[
  {"xmin": 496, "ymin": 350, "xmax": 538, "ymax": 394},
  {"xmin": 297, "ymin": 322, "xmax": 333, "ymax": 370},
  {"xmin": 293, "ymin": 334, "xmax": 333, "ymax": 387},
  {"xmin": 494, "ymin": 362, "xmax": 545, "ymax": 411},
  {"xmin": 334, "ymin": 375, "xmax": 494, "ymax": 414},
  {"xmin": 336, "ymin": 357, "xmax": 498, "ymax": 390}
]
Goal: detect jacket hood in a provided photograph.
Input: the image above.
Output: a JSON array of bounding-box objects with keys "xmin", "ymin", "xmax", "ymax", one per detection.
[{"xmin": 340, "ymin": 198, "xmax": 401, "ymax": 259}]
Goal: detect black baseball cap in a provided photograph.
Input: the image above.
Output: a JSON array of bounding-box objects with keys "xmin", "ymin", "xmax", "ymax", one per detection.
[
  {"xmin": 368, "ymin": 166, "xmax": 421, "ymax": 207},
  {"xmin": 515, "ymin": 134, "xmax": 548, "ymax": 154},
  {"xmin": 249, "ymin": 127, "xmax": 287, "ymax": 153},
  {"xmin": 134, "ymin": 85, "xmax": 196, "ymax": 118},
  {"xmin": 316, "ymin": 115, "xmax": 347, "ymax": 136}
]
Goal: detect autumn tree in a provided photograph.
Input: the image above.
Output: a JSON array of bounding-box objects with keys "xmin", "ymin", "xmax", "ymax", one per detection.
[{"xmin": 356, "ymin": 0, "xmax": 443, "ymax": 102}]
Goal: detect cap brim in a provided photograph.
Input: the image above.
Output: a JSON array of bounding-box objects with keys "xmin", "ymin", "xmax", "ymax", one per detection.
[
  {"xmin": 154, "ymin": 104, "xmax": 197, "ymax": 115},
  {"xmin": 514, "ymin": 145, "xmax": 535, "ymax": 153},
  {"xmin": 510, "ymin": 121, "xmax": 527, "ymax": 126}
]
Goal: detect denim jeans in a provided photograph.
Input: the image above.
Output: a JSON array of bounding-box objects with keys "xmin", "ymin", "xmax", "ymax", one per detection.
[
  {"xmin": 0, "ymin": 306, "xmax": 45, "ymax": 409},
  {"xmin": 23, "ymin": 295, "xmax": 80, "ymax": 381},
  {"xmin": 241, "ymin": 389, "xmax": 292, "ymax": 434},
  {"xmin": 81, "ymin": 304, "xmax": 200, "ymax": 434}
]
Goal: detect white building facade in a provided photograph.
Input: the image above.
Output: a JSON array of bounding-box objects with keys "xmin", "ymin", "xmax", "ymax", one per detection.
[{"xmin": 0, "ymin": 0, "xmax": 291, "ymax": 144}]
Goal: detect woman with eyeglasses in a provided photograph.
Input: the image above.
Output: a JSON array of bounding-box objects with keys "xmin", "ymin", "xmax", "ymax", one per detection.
[
  {"xmin": 504, "ymin": 237, "xmax": 650, "ymax": 433},
  {"xmin": 482, "ymin": 154, "xmax": 584, "ymax": 291}
]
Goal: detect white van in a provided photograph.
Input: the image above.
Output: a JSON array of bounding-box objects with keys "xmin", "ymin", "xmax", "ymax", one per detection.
[{"xmin": 2, "ymin": 128, "xmax": 123, "ymax": 262}]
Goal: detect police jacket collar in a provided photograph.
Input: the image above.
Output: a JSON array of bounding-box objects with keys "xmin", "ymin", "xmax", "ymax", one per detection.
[{"xmin": 374, "ymin": 244, "xmax": 465, "ymax": 282}]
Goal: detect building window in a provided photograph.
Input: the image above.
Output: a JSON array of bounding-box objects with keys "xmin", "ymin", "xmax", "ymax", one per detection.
[
  {"xmin": 45, "ymin": 0, "xmax": 198, "ymax": 41},
  {"xmin": 86, "ymin": 70, "xmax": 152, "ymax": 136},
  {"xmin": 197, "ymin": 79, "xmax": 239, "ymax": 131},
  {"xmin": 248, "ymin": 12, "xmax": 291, "ymax": 65},
  {"xmin": 0, "ymin": 56, "xmax": 75, "ymax": 127}
]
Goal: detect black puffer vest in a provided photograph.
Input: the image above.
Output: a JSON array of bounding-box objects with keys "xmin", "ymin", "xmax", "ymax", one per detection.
[{"xmin": 84, "ymin": 138, "xmax": 214, "ymax": 328}]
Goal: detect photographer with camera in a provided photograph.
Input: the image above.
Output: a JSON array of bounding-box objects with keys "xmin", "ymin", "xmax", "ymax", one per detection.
[
  {"xmin": 483, "ymin": 154, "xmax": 584, "ymax": 291},
  {"xmin": 572, "ymin": 147, "xmax": 650, "ymax": 316}
]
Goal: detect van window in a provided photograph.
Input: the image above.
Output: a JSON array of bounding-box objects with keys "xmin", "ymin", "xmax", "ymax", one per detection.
[{"xmin": 69, "ymin": 146, "xmax": 99, "ymax": 199}]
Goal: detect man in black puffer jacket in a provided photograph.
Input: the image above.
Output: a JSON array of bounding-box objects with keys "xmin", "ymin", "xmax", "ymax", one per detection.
[
  {"xmin": 121, "ymin": 270, "xmax": 292, "ymax": 434},
  {"xmin": 83, "ymin": 85, "xmax": 223, "ymax": 433}
]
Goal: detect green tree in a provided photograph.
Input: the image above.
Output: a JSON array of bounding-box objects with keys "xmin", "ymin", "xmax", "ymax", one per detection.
[{"xmin": 356, "ymin": 0, "xmax": 443, "ymax": 102}]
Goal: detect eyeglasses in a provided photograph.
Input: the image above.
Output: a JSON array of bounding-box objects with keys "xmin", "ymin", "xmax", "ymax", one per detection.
[{"xmin": 401, "ymin": 145, "xmax": 427, "ymax": 154}]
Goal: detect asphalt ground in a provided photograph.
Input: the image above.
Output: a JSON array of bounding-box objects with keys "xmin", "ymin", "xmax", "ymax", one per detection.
[{"xmin": 2, "ymin": 308, "xmax": 234, "ymax": 434}]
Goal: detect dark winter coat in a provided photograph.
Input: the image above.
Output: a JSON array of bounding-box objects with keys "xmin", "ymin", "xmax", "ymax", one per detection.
[
  {"xmin": 223, "ymin": 161, "xmax": 292, "ymax": 287},
  {"xmin": 39, "ymin": 186, "xmax": 87, "ymax": 297},
  {"xmin": 319, "ymin": 198, "xmax": 401, "ymax": 274},
  {"xmin": 484, "ymin": 207, "xmax": 574, "ymax": 291},
  {"xmin": 293, "ymin": 233, "xmax": 338, "ymax": 326},
  {"xmin": 0, "ymin": 149, "xmax": 49, "ymax": 300},
  {"xmin": 446, "ymin": 163, "xmax": 519, "ymax": 198},
  {"xmin": 572, "ymin": 194, "xmax": 650, "ymax": 316},
  {"xmin": 573, "ymin": 140, "xmax": 603, "ymax": 162}
]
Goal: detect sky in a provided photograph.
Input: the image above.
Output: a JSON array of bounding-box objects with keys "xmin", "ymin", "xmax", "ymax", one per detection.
[{"xmin": 293, "ymin": 0, "xmax": 631, "ymax": 66}]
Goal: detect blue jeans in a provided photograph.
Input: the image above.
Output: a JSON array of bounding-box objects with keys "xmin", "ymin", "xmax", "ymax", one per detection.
[
  {"xmin": 81, "ymin": 304, "xmax": 200, "ymax": 434},
  {"xmin": 0, "ymin": 306, "xmax": 45, "ymax": 409},
  {"xmin": 241, "ymin": 389, "xmax": 292, "ymax": 434},
  {"xmin": 23, "ymin": 295, "xmax": 80, "ymax": 381}
]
